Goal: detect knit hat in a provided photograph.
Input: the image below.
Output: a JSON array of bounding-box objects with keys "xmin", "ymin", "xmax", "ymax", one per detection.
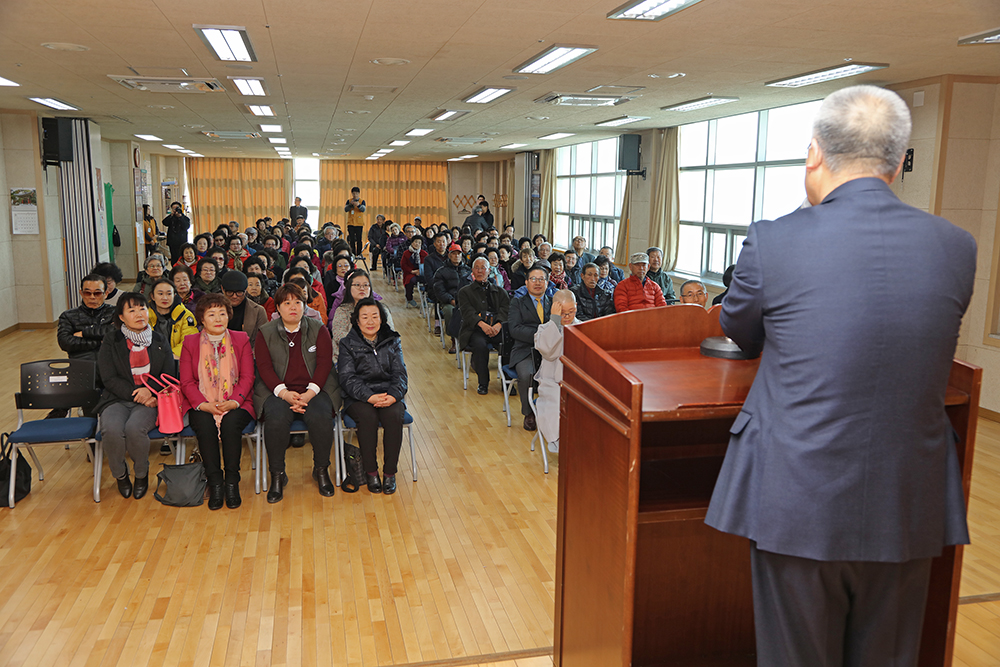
[{"xmin": 221, "ymin": 270, "xmax": 248, "ymax": 292}]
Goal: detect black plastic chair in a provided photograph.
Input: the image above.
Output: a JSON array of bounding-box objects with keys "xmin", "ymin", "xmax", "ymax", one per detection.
[{"xmin": 8, "ymin": 359, "xmax": 102, "ymax": 507}]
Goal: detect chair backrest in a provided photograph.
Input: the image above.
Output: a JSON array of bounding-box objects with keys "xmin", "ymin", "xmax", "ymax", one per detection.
[{"xmin": 17, "ymin": 359, "xmax": 100, "ymax": 411}]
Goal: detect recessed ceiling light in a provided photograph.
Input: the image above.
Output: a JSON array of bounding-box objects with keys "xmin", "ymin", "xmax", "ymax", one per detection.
[
  {"xmin": 163, "ymin": 144, "xmax": 185, "ymax": 150},
  {"xmin": 229, "ymin": 77, "xmax": 267, "ymax": 96},
  {"xmin": 177, "ymin": 149, "xmax": 196, "ymax": 154},
  {"xmin": 607, "ymin": 0, "xmax": 706, "ymax": 21},
  {"xmin": 958, "ymin": 27, "xmax": 1000, "ymax": 45},
  {"xmin": 312, "ymin": 153, "xmax": 320, "ymax": 156},
  {"xmin": 269, "ymin": 138, "xmax": 287, "ymax": 144},
  {"xmin": 514, "ymin": 45, "xmax": 598, "ymax": 75},
  {"xmin": 668, "ymin": 72, "xmax": 686, "ymax": 78},
  {"xmin": 406, "ymin": 128, "xmax": 434, "ymax": 137},
  {"xmin": 661, "ymin": 95, "xmax": 738, "ymax": 111},
  {"xmin": 134, "ymin": 134, "xmax": 162, "ymax": 141},
  {"xmin": 765, "ymin": 62, "xmax": 889, "ymax": 87},
  {"xmin": 370, "ymin": 58, "xmax": 410, "ymax": 66},
  {"xmin": 0, "ymin": 76, "xmax": 19, "ymax": 87},
  {"xmin": 537, "ymin": 92, "xmax": 625, "ymax": 107},
  {"xmin": 500, "ymin": 143, "xmax": 528, "ymax": 149},
  {"xmin": 183, "ymin": 124, "xmax": 206, "ymax": 129},
  {"xmin": 376, "ymin": 149, "xmax": 394, "ymax": 153},
  {"xmin": 596, "ymin": 115, "xmax": 650, "ymax": 127},
  {"xmin": 246, "ymin": 105, "xmax": 275, "ymax": 116},
  {"xmin": 459, "ymin": 154, "xmax": 478, "ymax": 159},
  {"xmin": 148, "ymin": 104, "xmax": 174, "ymax": 109},
  {"xmin": 29, "ymin": 97, "xmax": 79, "ymax": 111},
  {"xmin": 538, "ymin": 133, "xmax": 575, "ymax": 140},
  {"xmin": 188, "ymin": 154, "xmax": 204, "ymax": 157},
  {"xmin": 431, "ymin": 110, "xmax": 469, "ymax": 121},
  {"xmin": 194, "ymin": 25, "xmax": 257, "ymax": 62},
  {"xmin": 389, "ymin": 140, "xmax": 410, "ymax": 146},
  {"xmin": 526, "ymin": 116, "xmax": 550, "ymax": 121},
  {"xmin": 41, "ymin": 42, "xmax": 90, "ymax": 51},
  {"xmin": 464, "ymin": 87, "xmax": 514, "ymax": 104},
  {"xmin": 259, "ymin": 124, "xmax": 282, "ymax": 133}
]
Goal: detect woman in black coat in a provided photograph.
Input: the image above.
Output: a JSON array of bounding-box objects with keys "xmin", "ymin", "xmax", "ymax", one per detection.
[
  {"xmin": 337, "ymin": 298, "xmax": 408, "ymax": 495},
  {"xmin": 96, "ymin": 292, "xmax": 173, "ymax": 499}
]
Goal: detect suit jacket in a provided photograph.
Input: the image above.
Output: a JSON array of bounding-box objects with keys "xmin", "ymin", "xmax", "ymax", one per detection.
[
  {"xmin": 240, "ymin": 297, "xmax": 269, "ymax": 345},
  {"xmin": 508, "ymin": 293, "xmax": 551, "ymax": 369},
  {"xmin": 178, "ymin": 330, "xmax": 256, "ymax": 417},
  {"xmin": 705, "ymin": 178, "xmax": 976, "ymax": 563}
]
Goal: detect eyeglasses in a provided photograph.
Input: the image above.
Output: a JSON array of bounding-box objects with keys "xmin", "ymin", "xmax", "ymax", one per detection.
[
  {"xmin": 224, "ymin": 289, "xmax": 246, "ymax": 297},
  {"xmin": 682, "ymin": 291, "xmax": 706, "ymax": 298},
  {"xmin": 527, "ymin": 277, "xmax": 548, "ymax": 283},
  {"xmin": 353, "ymin": 283, "xmax": 371, "ymax": 289},
  {"xmin": 81, "ymin": 290, "xmax": 104, "ymax": 297}
]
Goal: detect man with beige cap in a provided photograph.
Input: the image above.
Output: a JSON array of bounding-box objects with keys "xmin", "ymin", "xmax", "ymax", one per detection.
[{"xmin": 613, "ymin": 251, "xmax": 667, "ymax": 312}]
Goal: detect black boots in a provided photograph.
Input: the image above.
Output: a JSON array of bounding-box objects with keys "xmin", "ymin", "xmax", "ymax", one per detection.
[
  {"xmin": 116, "ymin": 473, "xmax": 132, "ymax": 499},
  {"xmin": 313, "ymin": 466, "xmax": 335, "ymax": 496},
  {"xmin": 225, "ymin": 482, "xmax": 241, "ymax": 509},
  {"xmin": 208, "ymin": 483, "xmax": 225, "ymax": 510},
  {"xmin": 132, "ymin": 475, "xmax": 149, "ymax": 500},
  {"xmin": 267, "ymin": 471, "xmax": 288, "ymax": 503}
]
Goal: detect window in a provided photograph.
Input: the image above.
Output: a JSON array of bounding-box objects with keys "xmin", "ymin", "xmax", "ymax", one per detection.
[
  {"xmin": 677, "ymin": 100, "xmax": 822, "ymax": 278},
  {"xmin": 293, "ymin": 157, "xmax": 320, "ymax": 221},
  {"xmin": 554, "ymin": 138, "xmax": 626, "ymax": 253}
]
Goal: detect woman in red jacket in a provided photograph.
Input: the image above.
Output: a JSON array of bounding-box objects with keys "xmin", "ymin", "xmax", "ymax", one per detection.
[{"xmin": 179, "ymin": 292, "xmax": 256, "ymax": 510}]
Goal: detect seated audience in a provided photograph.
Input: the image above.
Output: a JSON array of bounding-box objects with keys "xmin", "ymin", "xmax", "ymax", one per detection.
[
  {"xmin": 170, "ymin": 264, "xmax": 201, "ymax": 308},
  {"xmin": 614, "ymin": 252, "xmax": 667, "ymax": 312},
  {"xmin": 96, "ymin": 292, "xmax": 173, "ymax": 500},
  {"xmin": 179, "ymin": 293, "xmax": 255, "ymax": 510},
  {"xmin": 194, "ymin": 234, "xmax": 212, "ymax": 257},
  {"xmin": 58, "ymin": 273, "xmax": 115, "ymax": 367},
  {"xmin": 284, "ymin": 269, "xmax": 328, "ymax": 324},
  {"xmin": 458, "ymin": 257, "xmax": 510, "ymax": 394},
  {"xmin": 323, "ymin": 254, "xmax": 354, "ymax": 309},
  {"xmin": 433, "ymin": 243, "xmax": 473, "ymax": 354},
  {"xmin": 712, "ymin": 265, "xmax": 735, "ymax": 305},
  {"xmin": 338, "ymin": 298, "xmax": 408, "ymax": 495},
  {"xmin": 137, "ymin": 254, "xmax": 166, "ymax": 296},
  {"xmin": 508, "ymin": 264, "xmax": 551, "ymax": 431},
  {"xmin": 532, "ymin": 234, "xmax": 546, "ymax": 249},
  {"xmin": 330, "ymin": 270, "xmax": 394, "ymax": 363},
  {"xmin": 484, "ymin": 248, "xmax": 510, "ymax": 291},
  {"xmin": 680, "ymin": 279, "xmax": 708, "ymax": 308},
  {"xmin": 91, "ymin": 262, "xmax": 125, "ymax": 307},
  {"xmin": 175, "ymin": 243, "xmax": 199, "ymax": 269},
  {"xmin": 599, "ymin": 246, "xmax": 625, "ymax": 282},
  {"xmin": 206, "ymin": 246, "xmax": 229, "ymax": 276},
  {"xmin": 221, "ymin": 270, "xmax": 268, "ymax": 345},
  {"xmin": 644, "ymin": 246, "xmax": 678, "ymax": 303},
  {"xmin": 563, "ymin": 249, "xmax": 581, "ymax": 285},
  {"xmin": 423, "ymin": 233, "xmax": 450, "ymax": 294},
  {"xmin": 246, "ymin": 273, "xmax": 275, "ymax": 319},
  {"xmin": 537, "ymin": 242, "xmax": 553, "ymax": 261},
  {"xmin": 593, "ymin": 255, "xmax": 618, "ymax": 292},
  {"xmin": 548, "ymin": 252, "xmax": 571, "ymax": 289},
  {"xmin": 226, "ymin": 235, "xmax": 250, "ymax": 271},
  {"xmin": 509, "ymin": 246, "xmax": 535, "ymax": 292},
  {"xmin": 534, "ymin": 290, "xmax": 580, "ymax": 453},
  {"xmin": 571, "ymin": 236, "xmax": 596, "ymax": 266},
  {"xmin": 194, "ymin": 258, "xmax": 222, "ymax": 293},
  {"xmin": 147, "ymin": 277, "xmax": 198, "ymax": 359},
  {"xmin": 571, "ymin": 263, "xmax": 615, "ymax": 321},
  {"xmin": 253, "ymin": 284, "xmax": 341, "ymax": 503},
  {"xmin": 401, "ymin": 235, "xmax": 427, "ymax": 308}
]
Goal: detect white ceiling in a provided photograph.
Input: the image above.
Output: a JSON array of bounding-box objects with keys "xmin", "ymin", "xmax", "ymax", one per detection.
[{"xmin": 0, "ymin": 0, "xmax": 998, "ymax": 161}]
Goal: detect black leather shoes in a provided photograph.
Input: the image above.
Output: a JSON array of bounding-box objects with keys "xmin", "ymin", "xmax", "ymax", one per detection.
[
  {"xmin": 523, "ymin": 415, "xmax": 537, "ymax": 431},
  {"xmin": 267, "ymin": 471, "xmax": 288, "ymax": 503},
  {"xmin": 366, "ymin": 472, "xmax": 382, "ymax": 494},
  {"xmin": 225, "ymin": 482, "xmax": 241, "ymax": 509},
  {"xmin": 116, "ymin": 473, "xmax": 132, "ymax": 499},
  {"xmin": 382, "ymin": 474, "xmax": 397, "ymax": 495},
  {"xmin": 477, "ymin": 384, "xmax": 488, "ymax": 395},
  {"xmin": 132, "ymin": 475, "xmax": 149, "ymax": 500},
  {"xmin": 313, "ymin": 466, "xmax": 335, "ymax": 497},
  {"xmin": 208, "ymin": 483, "xmax": 225, "ymax": 510}
]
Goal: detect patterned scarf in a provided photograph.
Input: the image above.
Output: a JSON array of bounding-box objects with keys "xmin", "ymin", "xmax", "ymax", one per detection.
[
  {"xmin": 121, "ymin": 324, "xmax": 153, "ymax": 384},
  {"xmin": 198, "ymin": 331, "xmax": 239, "ymax": 428}
]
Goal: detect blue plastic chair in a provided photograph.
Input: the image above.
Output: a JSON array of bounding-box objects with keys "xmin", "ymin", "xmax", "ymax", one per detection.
[{"xmin": 340, "ymin": 409, "xmax": 417, "ymax": 482}]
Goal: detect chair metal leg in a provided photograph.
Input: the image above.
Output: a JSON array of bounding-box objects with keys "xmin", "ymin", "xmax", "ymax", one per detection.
[
  {"xmin": 408, "ymin": 425, "xmax": 417, "ymax": 482},
  {"xmin": 8, "ymin": 444, "xmax": 16, "ymax": 507},
  {"xmin": 461, "ymin": 351, "xmax": 468, "ymax": 390},
  {"xmin": 529, "ymin": 390, "xmax": 549, "ymax": 474},
  {"xmin": 93, "ymin": 440, "xmax": 103, "ymax": 503},
  {"xmin": 176, "ymin": 437, "xmax": 186, "ymax": 464},
  {"xmin": 334, "ymin": 417, "xmax": 343, "ymax": 487},
  {"xmin": 254, "ymin": 426, "xmax": 262, "ymax": 494},
  {"xmin": 25, "ymin": 445, "xmax": 44, "ymax": 480}
]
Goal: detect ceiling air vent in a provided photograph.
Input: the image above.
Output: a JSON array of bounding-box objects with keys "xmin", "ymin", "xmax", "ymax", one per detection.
[
  {"xmin": 535, "ymin": 92, "xmax": 631, "ymax": 107},
  {"xmin": 109, "ymin": 75, "xmax": 226, "ymax": 93},
  {"xmin": 202, "ymin": 131, "xmax": 262, "ymax": 139},
  {"xmin": 434, "ymin": 137, "xmax": 490, "ymax": 145},
  {"xmin": 349, "ymin": 85, "xmax": 398, "ymax": 95}
]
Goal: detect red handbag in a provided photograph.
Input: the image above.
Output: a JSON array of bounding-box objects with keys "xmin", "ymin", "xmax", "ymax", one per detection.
[{"xmin": 141, "ymin": 374, "xmax": 184, "ymax": 434}]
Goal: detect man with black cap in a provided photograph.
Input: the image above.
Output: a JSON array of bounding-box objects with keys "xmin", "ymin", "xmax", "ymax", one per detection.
[{"xmin": 221, "ymin": 270, "xmax": 268, "ymax": 346}]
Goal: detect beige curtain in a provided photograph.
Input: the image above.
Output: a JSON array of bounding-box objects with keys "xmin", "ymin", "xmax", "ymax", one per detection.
[
  {"xmin": 538, "ymin": 149, "xmax": 557, "ymax": 240},
  {"xmin": 614, "ymin": 175, "xmax": 633, "ymax": 265},
  {"xmin": 648, "ymin": 127, "xmax": 681, "ymax": 270},
  {"xmin": 186, "ymin": 158, "xmax": 289, "ymax": 235}
]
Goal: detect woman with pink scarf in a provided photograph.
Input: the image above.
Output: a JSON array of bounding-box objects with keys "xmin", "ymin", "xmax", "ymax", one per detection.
[{"xmin": 179, "ymin": 292, "xmax": 256, "ymax": 510}]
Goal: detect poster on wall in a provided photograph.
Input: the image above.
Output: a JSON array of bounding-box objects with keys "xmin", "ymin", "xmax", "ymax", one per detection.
[{"xmin": 10, "ymin": 188, "xmax": 39, "ymax": 235}]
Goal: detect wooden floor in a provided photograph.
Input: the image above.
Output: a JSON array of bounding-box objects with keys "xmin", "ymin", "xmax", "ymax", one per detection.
[{"xmin": 0, "ymin": 274, "xmax": 999, "ymax": 666}]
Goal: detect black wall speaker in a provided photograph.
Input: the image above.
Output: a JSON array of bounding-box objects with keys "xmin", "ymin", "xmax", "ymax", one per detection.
[
  {"xmin": 618, "ymin": 134, "xmax": 641, "ymax": 171},
  {"xmin": 42, "ymin": 118, "xmax": 73, "ymax": 164}
]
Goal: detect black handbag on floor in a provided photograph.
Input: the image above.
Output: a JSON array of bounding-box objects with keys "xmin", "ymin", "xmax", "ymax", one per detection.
[
  {"xmin": 153, "ymin": 461, "xmax": 206, "ymax": 506},
  {"xmin": 342, "ymin": 443, "xmax": 364, "ymax": 493},
  {"xmin": 0, "ymin": 433, "xmax": 32, "ymax": 505}
]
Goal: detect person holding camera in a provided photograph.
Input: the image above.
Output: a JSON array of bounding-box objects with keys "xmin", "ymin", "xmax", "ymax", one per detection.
[
  {"xmin": 458, "ymin": 257, "xmax": 510, "ymax": 395},
  {"xmin": 162, "ymin": 201, "xmax": 191, "ymax": 264}
]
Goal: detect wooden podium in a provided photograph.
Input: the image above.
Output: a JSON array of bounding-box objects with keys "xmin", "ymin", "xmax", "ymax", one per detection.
[{"xmin": 554, "ymin": 305, "xmax": 981, "ymax": 667}]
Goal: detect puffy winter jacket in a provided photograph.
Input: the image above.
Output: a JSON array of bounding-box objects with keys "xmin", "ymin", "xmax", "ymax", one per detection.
[
  {"xmin": 432, "ymin": 262, "xmax": 473, "ymax": 305},
  {"xmin": 337, "ymin": 327, "xmax": 407, "ymax": 410},
  {"xmin": 57, "ymin": 304, "xmax": 115, "ymax": 362},
  {"xmin": 570, "ymin": 283, "xmax": 616, "ymax": 321}
]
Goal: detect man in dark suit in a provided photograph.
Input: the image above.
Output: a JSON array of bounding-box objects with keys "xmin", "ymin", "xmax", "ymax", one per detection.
[
  {"xmin": 705, "ymin": 85, "xmax": 976, "ymax": 667},
  {"xmin": 508, "ymin": 264, "xmax": 551, "ymax": 431},
  {"xmin": 289, "ymin": 197, "xmax": 307, "ymax": 225},
  {"xmin": 458, "ymin": 257, "xmax": 510, "ymax": 394}
]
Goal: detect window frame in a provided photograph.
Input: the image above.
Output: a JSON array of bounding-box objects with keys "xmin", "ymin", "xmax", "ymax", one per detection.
[{"xmin": 555, "ymin": 139, "xmax": 626, "ymax": 254}]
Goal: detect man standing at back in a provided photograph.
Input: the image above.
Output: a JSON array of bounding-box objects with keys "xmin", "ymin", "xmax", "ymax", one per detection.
[
  {"xmin": 705, "ymin": 85, "xmax": 976, "ymax": 667},
  {"xmin": 289, "ymin": 196, "xmax": 307, "ymax": 225}
]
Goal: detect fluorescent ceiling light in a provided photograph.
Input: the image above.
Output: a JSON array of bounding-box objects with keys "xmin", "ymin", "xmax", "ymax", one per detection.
[
  {"xmin": 537, "ymin": 92, "xmax": 625, "ymax": 107},
  {"xmin": 389, "ymin": 140, "xmax": 410, "ymax": 146},
  {"xmin": 366, "ymin": 156, "xmax": 381, "ymax": 160},
  {"xmin": 29, "ymin": 97, "xmax": 78, "ymax": 111},
  {"xmin": 538, "ymin": 133, "xmax": 575, "ymax": 140},
  {"xmin": 194, "ymin": 25, "xmax": 257, "ymax": 62},
  {"xmin": 269, "ymin": 138, "xmax": 287, "ymax": 144},
  {"xmin": 661, "ymin": 95, "xmax": 739, "ymax": 112},
  {"xmin": 260, "ymin": 124, "xmax": 282, "ymax": 132},
  {"xmin": 500, "ymin": 143, "xmax": 528, "ymax": 149},
  {"xmin": 375, "ymin": 149, "xmax": 393, "ymax": 153},
  {"xmin": 514, "ymin": 45, "xmax": 597, "ymax": 75},
  {"xmin": 431, "ymin": 110, "xmax": 468, "ymax": 121},
  {"xmin": 0, "ymin": 76, "xmax": 19, "ymax": 87},
  {"xmin": 406, "ymin": 128, "xmax": 434, "ymax": 137},
  {"xmin": 134, "ymin": 134, "xmax": 162, "ymax": 141},
  {"xmin": 162, "ymin": 144, "xmax": 185, "ymax": 150},
  {"xmin": 178, "ymin": 150, "xmax": 196, "ymax": 154},
  {"xmin": 188, "ymin": 154, "xmax": 204, "ymax": 157},
  {"xmin": 447, "ymin": 158, "xmax": 465, "ymax": 162},
  {"xmin": 246, "ymin": 105, "xmax": 275, "ymax": 116},
  {"xmin": 229, "ymin": 77, "xmax": 267, "ymax": 96},
  {"xmin": 958, "ymin": 27, "xmax": 1000, "ymax": 45},
  {"xmin": 459, "ymin": 155, "xmax": 478, "ymax": 159},
  {"xmin": 596, "ymin": 115, "xmax": 650, "ymax": 127},
  {"xmin": 766, "ymin": 63, "xmax": 889, "ymax": 88},
  {"xmin": 607, "ymin": 0, "xmax": 705, "ymax": 21},
  {"xmin": 464, "ymin": 87, "xmax": 514, "ymax": 104}
]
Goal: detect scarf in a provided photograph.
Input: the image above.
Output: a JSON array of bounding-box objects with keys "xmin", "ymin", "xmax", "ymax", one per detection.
[
  {"xmin": 194, "ymin": 275, "xmax": 221, "ymax": 293},
  {"xmin": 550, "ymin": 271, "xmax": 568, "ymax": 290},
  {"xmin": 122, "ymin": 324, "xmax": 153, "ymax": 385},
  {"xmin": 197, "ymin": 331, "xmax": 239, "ymax": 429},
  {"xmin": 248, "ymin": 290, "xmax": 269, "ymax": 306},
  {"xmin": 228, "ymin": 249, "xmax": 245, "ymax": 271}
]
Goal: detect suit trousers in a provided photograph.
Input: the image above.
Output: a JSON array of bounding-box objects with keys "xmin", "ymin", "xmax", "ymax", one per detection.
[
  {"xmin": 750, "ymin": 542, "xmax": 933, "ymax": 667},
  {"xmin": 100, "ymin": 401, "xmax": 158, "ymax": 479},
  {"xmin": 347, "ymin": 225, "xmax": 363, "ymax": 255},
  {"xmin": 515, "ymin": 356, "xmax": 537, "ymax": 416},
  {"xmin": 344, "ymin": 400, "xmax": 404, "ymax": 475},
  {"xmin": 188, "ymin": 408, "xmax": 253, "ymax": 486},
  {"xmin": 469, "ymin": 329, "xmax": 503, "ymax": 388},
  {"xmin": 262, "ymin": 392, "xmax": 334, "ymax": 474}
]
